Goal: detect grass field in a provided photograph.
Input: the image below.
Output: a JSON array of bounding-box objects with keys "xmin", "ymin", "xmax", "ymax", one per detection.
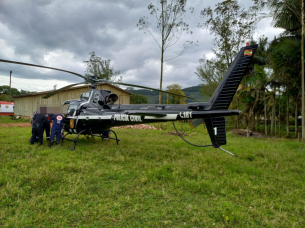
[
  {"xmin": 1, "ymin": 117, "xmax": 305, "ymax": 227},
  {"xmin": 0, "ymin": 116, "xmax": 29, "ymax": 123}
]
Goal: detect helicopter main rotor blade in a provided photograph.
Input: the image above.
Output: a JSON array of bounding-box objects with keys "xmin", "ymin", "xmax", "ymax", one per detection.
[
  {"xmin": 42, "ymin": 82, "xmax": 86, "ymax": 99},
  {"xmin": 0, "ymin": 59, "xmax": 86, "ymax": 79},
  {"xmin": 99, "ymin": 80, "xmax": 195, "ymax": 99}
]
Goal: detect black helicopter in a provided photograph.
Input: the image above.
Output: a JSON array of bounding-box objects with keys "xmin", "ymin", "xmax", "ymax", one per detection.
[{"xmin": 0, "ymin": 44, "xmax": 258, "ymax": 155}]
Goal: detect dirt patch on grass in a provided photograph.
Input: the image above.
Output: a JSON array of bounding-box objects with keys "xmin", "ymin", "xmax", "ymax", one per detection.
[
  {"xmin": 230, "ymin": 129, "xmax": 262, "ymax": 137},
  {"xmin": 164, "ymin": 131, "xmax": 197, "ymax": 136},
  {"xmin": 0, "ymin": 123, "xmax": 31, "ymax": 128}
]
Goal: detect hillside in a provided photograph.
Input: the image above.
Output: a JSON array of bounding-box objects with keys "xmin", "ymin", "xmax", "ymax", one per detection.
[{"xmin": 126, "ymin": 85, "xmax": 210, "ymax": 104}]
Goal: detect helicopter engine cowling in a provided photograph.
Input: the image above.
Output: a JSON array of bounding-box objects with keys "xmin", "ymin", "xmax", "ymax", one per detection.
[{"xmin": 105, "ymin": 94, "xmax": 118, "ymax": 105}]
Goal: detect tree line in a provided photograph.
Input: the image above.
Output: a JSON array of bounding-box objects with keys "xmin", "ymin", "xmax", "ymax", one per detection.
[
  {"xmin": 195, "ymin": 0, "xmax": 304, "ymax": 138},
  {"xmin": 0, "ymin": 85, "xmax": 34, "ymax": 101}
]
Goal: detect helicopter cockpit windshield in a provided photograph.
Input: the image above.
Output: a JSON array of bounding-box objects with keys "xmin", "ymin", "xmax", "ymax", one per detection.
[{"xmin": 67, "ymin": 104, "xmax": 78, "ymax": 116}]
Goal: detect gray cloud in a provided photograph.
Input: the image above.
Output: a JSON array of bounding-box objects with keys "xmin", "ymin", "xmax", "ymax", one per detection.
[{"xmin": 0, "ymin": 0, "xmax": 282, "ymax": 92}]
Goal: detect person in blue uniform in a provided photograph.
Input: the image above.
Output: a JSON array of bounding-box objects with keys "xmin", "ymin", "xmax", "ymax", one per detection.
[
  {"xmin": 102, "ymin": 130, "xmax": 110, "ymax": 140},
  {"xmin": 31, "ymin": 113, "xmax": 48, "ymax": 145},
  {"xmin": 50, "ymin": 114, "xmax": 65, "ymax": 147}
]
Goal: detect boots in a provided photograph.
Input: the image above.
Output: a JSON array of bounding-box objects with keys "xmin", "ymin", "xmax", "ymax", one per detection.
[
  {"xmin": 50, "ymin": 140, "xmax": 54, "ymax": 148},
  {"xmin": 56, "ymin": 141, "xmax": 60, "ymax": 145}
]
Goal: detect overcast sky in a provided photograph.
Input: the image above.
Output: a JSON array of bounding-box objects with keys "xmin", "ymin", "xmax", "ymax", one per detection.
[{"xmin": 0, "ymin": 0, "xmax": 283, "ymax": 93}]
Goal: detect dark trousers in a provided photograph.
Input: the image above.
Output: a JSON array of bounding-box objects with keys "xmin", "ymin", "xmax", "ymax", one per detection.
[
  {"xmin": 102, "ymin": 130, "xmax": 110, "ymax": 138},
  {"xmin": 44, "ymin": 122, "xmax": 50, "ymax": 139},
  {"xmin": 29, "ymin": 135, "xmax": 39, "ymax": 143},
  {"xmin": 50, "ymin": 130, "xmax": 61, "ymax": 142},
  {"xmin": 31, "ymin": 123, "xmax": 44, "ymax": 145}
]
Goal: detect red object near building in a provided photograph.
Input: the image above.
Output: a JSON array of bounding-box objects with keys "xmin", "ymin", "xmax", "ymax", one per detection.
[{"xmin": 0, "ymin": 101, "xmax": 14, "ymax": 116}]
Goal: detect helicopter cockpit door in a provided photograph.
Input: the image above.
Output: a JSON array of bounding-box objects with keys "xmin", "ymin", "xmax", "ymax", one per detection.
[
  {"xmin": 92, "ymin": 90, "xmax": 105, "ymax": 108},
  {"xmin": 92, "ymin": 92, "xmax": 100, "ymax": 104}
]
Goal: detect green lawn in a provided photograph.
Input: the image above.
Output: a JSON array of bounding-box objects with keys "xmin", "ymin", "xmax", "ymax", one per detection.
[
  {"xmin": 0, "ymin": 116, "xmax": 29, "ymax": 123},
  {"xmin": 0, "ymin": 118, "xmax": 305, "ymax": 227}
]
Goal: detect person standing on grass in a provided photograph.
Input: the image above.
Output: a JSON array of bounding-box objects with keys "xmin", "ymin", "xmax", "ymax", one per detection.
[
  {"xmin": 30, "ymin": 111, "xmax": 37, "ymax": 125},
  {"xmin": 31, "ymin": 113, "xmax": 47, "ymax": 146},
  {"xmin": 44, "ymin": 114, "xmax": 52, "ymax": 141},
  {"xmin": 50, "ymin": 114, "xmax": 65, "ymax": 147},
  {"xmin": 29, "ymin": 111, "xmax": 38, "ymax": 143}
]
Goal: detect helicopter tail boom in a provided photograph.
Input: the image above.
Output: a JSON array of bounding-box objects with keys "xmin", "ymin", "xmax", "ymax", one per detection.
[
  {"xmin": 203, "ymin": 44, "xmax": 258, "ymax": 151},
  {"xmin": 187, "ymin": 44, "xmax": 258, "ymax": 151}
]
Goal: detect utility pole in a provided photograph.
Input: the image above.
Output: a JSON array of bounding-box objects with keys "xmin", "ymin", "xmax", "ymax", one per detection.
[
  {"xmin": 9, "ymin": 70, "xmax": 12, "ymax": 102},
  {"xmin": 302, "ymin": 0, "xmax": 305, "ymax": 142}
]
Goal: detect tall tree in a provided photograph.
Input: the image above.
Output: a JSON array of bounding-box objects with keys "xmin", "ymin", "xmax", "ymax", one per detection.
[
  {"xmin": 301, "ymin": 0, "xmax": 305, "ymax": 142},
  {"xmin": 269, "ymin": 36, "xmax": 302, "ymax": 138},
  {"xmin": 197, "ymin": 0, "xmax": 257, "ymax": 126},
  {"xmin": 138, "ymin": 0, "xmax": 196, "ymax": 104},
  {"xmin": 199, "ymin": 0, "xmax": 256, "ymax": 68},
  {"xmin": 130, "ymin": 93, "xmax": 149, "ymax": 104},
  {"xmin": 83, "ymin": 52, "xmax": 121, "ymax": 82},
  {"xmin": 195, "ymin": 57, "xmax": 227, "ymax": 98},
  {"xmin": 0, "ymin": 86, "xmax": 21, "ymax": 102},
  {"xmin": 239, "ymin": 63, "xmax": 271, "ymax": 136},
  {"xmin": 0, "ymin": 86, "xmax": 20, "ymax": 96},
  {"xmin": 253, "ymin": 0, "xmax": 305, "ymax": 140},
  {"xmin": 166, "ymin": 84, "xmax": 186, "ymax": 104}
]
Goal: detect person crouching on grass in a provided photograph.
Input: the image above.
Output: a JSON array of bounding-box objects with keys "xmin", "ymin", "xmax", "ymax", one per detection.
[
  {"xmin": 29, "ymin": 111, "xmax": 39, "ymax": 144},
  {"xmin": 50, "ymin": 114, "xmax": 65, "ymax": 147},
  {"xmin": 31, "ymin": 113, "xmax": 48, "ymax": 146}
]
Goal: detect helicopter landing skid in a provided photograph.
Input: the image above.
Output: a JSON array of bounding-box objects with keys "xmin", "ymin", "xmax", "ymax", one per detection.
[
  {"xmin": 95, "ymin": 130, "xmax": 120, "ymax": 145},
  {"xmin": 61, "ymin": 129, "xmax": 120, "ymax": 151}
]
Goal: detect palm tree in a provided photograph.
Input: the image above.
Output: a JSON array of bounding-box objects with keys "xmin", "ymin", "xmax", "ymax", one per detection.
[
  {"xmin": 253, "ymin": 0, "xmax": 304, "ymax": 139},
  {"xmin": 236, "ymin": 38, "xmax": 271, "ymax": 136}
]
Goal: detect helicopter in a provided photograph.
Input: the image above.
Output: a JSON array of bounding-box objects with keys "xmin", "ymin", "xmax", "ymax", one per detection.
[{"xmin": 0, "ymin": 43, "xmax": 258, "ymax": 156}]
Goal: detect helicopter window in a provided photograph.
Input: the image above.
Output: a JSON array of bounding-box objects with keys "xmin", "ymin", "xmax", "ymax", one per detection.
[
  {"xmin": 80, "ymin": 92, "xmax": 91, "ymax": 101},
  {"xmin": 93, "ymin": 93, "xmax": 100, "ymax": 103},
  {"xmin": 67, "ymin": 104, "xmax": 78, "ymax": 116}
]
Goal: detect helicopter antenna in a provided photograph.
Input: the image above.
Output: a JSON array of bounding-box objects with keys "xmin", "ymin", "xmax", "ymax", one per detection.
[
  {"xmin": 172, "ymin": 121, "xmax": 213, "ymax": 148},
  {"xmin": 219, "ymin": 147, "xmax": 237, "ymax": 157}
]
